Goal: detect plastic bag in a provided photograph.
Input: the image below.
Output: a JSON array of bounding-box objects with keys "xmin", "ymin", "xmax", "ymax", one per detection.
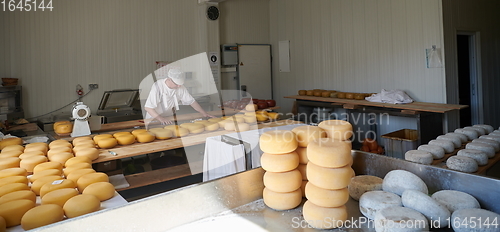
[
  {"xmin": 426, "ymin": 46, "xmax": 443, "ymax": 68},
  {"xmin": 365, "ymin": 89, "xmax": 414, "ymax": 104}
]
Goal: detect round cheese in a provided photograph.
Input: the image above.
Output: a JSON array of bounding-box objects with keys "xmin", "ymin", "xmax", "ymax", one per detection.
[
  {"xmin": 25, "ymin": 142, "xmax": 47, "ymax": 149},
  {"xmin": 263, "ymin": 170, "xmax": 301, "ymax": 193},
  {"xmin": 457, "ymin": 149, "xmax": 489, "ymax": 166},
  {"xmin": 0, "ymin": 176, "xmax": 28, "ymax": 188},
  {"xmin": 163, "ymin": 125, "xmax": 180, "ymax": 131},
  {"xmin": 208, "ymin": 118, "xmax": 223, "ymax": 123},
  {"xmin": 348, "ymin": 175, "xmax": 383, "ymax": 201},
  {"xmin": 49, "ymin": 152, "xmax": 74, "ymax": 165},
  {"xmin": 307, "ymin": 162, "xmax": 353, "ymax": 190},
  {"xmin": 115, "ymin": 134, "xmax": 136, "ymax": 145},
  {"xmin": 431, "ymin": 190, "xmax": 480, "ymax": 213},
  {"xmin": 63, "ymin": 194, "xmax": 100, "ymax": 218},
  {"xmin": 64, "ymin": 156, "xmax": 92, "ymax": 167},
  {"xmin": 72, "ymin": 136, "xmax": 93, "ymax": 146},
  {"xmin": 402, "ymin": 189, "xmax": 451, "ymax": 227},
  {"xmin": 262, "ymin": 187, "xmax": 301, "ymax": 211},
  {"xmin": 77, "ymin": 172, "xmax": 109, "ymax": 192},
  {"xmin": 307, "ymin": 138, "xmax": 352, "ymax": 168},
  {"xmin": 18, "ymin": 151, "xmax": 45, "ymax": 160},
  {"xmin": 0, "ymin": 137, "xmax": 23, "ymax": 150},
  {"xmin": 437, "ymin": 135, "xmax": 462, "ymax": 148},
  {"xmin": 0, "ymin": 190, "xmax": 36, "ymax": 205},
  {"xmin": 428, "ymin": 139, "xmax": 455, "ymax": 153},
  {"xmin": 0, "ymin": 183, "xmax": 30, "ymax": 197},
  {"xmin": 21, "ymin": 204, "xmax": 64, "ymax": 230},
  {"xmin": 302, "ymin": 201, "xmax": 347, "ymax": 229},
  {"xmin": 472, "ymin": 138, "xmax": 500, "ymax": 152},
  {"xmin": 48, "ymin": 140, "xmax": 72, "ymax": 150},
  {"xmin": 72, "ymin": 143, "xmax": 96, "ymax": 152},
  {"xmin": 382, "ymin": 170, "xmax": 428, "ymax": 196},
  {"xmin": 96, "ymin": 138, "xmax": 118, "ymax": 149},
  {"xmin": 82, "ymin": 182, "xmax": 115, "ymax": 201},
  {"xmin": 63, "ymin": 162, "xmax": 92, "ymax": 177},
  {"xmin": 0, "ymin": 168, "xmax": 27, "ymax": 179},
  {"xmin": 296, "ymin": 147, "xmax": 308, "ymax": 164},
  {"xmin": 1, "ymin": 145, "xmax": 24, "ymax": 153},
  {"xmin": 23, "ymin": 145, "xmax": 48, "ymax": 155},
  {"xmin": 202, "ymin": 122, "xmax": 220, "ymax": 131},
  {"xmin": 291, "ymin": 125, "xmax": 327, "ymax": 148},
  {"xmin": 451, "ymin": 208, "xmax": 500, "ymax": 232},
  {"xmin": 259, "ymin": 130, "xmax": 298, "ymax": 154},
  {"xmin": 129, "ymin": 129, "xmax": 146, "ymax": 137},
  {"xmin": 66, "ymin": 169, "xmax": 96, "ymax": 183},
  {"xmin": 0, "ymin": 157, "xmax": 21, "ymax": 170},
  {"xmin": 33, "ymin": 162, "xmax": 62, "ymax": 173},
  {"xmin": 31, "ymin": 175, "xmax": 64, "ymax": 196},
  {"xmin": 113, "ymin": 132, "xmax": 132, "ymax": 138},
  {"xmin": 297, "ymin": 163, "xmax": 307, "ymax": 180},
  {"xmin": 41, "ymin": 188, "xmax": 79, "ymax": 207},
  {"xmin": 317, "ymin": 120, "xmax": 353, "ymax": 140},
  {"xmin": 136, "ymin": 132, "xmax": 156, "ymax": 143},
  {"xmin": 359, "ymin": 190, "xmax": 402, "ymax": 220},
  {"xmin": 480, "ymin": 134, "xmax": 500, "ymax": 143},
  {"xmin": 404, "ymin": 150, "xmax": 433, "ymax": 165},
  {"xmin": 74, "ymin": 147, "xmax": 100, "ymax": 161},
  {"xmin": 0, "ymin": 150, "xmax": 22, "ymax": 158},
  {"xmin": 454, "ymin": 128, "xmax": 479, "ymax": 140},
  {"xmin": 39, "ymin": 179, "xmax": 77, "ymax": 197},
  {"xmin": 464, "ymin": 126, "xmax": 487, "ymax": 136},
  {"xmin": 235, "ymin": 123, "xmax": 250, "ymax": 132},
  {"xmin": 260, "ymin": 152, "xmax": 299, "ymax": 173},
  {"xmin": 243, "ymin": 116, "xmax": 256, "ymax": 124},
  {"xmin": 150, "ymin": 129, "xmax": 173, "ymax": 140},
  {"xmin": 92, "ymin": 134, "xmax": 114, "ymax": 144},
  {"xmin": 305, "ymin": 182, "xmax": 349, "ymax": 208},
  {"xmin": 20, "ymin": 155, "xmax": 48, "ymax": 172},
  {"xmin": 0, "ymin": 199, "xmax": 35, "ymax": 227},
  {"xmin": 172, "ymin": 127, "xmax": 189, "ymax": 137},
  {"xmin": 47, "ymin": 146, "xmax": 72, "ymax": 159},
  {"xmin": 473, "ymin": 124, "xmax": 494, "ymax": 134},
  {"xmin": 374, "ymin": 206, "xmax": 428, "ymax": 232},
  {"xmin": 417, "ymin": 145, "xmax": 445, "ymax": 159},
  {"xmin": 446, "ymin": 132, "xmax": 469, "ymax": 143},
  {"xmin": 465, "ymin": 142, "xmax": 495, "ymax": 158},
  {"xmin": 29, "ymin": 169, "xmax": 62, "ymax": 183},
  {"xmin": 446, "ymin": 156, "xmax": 478, "ymax": 173}
]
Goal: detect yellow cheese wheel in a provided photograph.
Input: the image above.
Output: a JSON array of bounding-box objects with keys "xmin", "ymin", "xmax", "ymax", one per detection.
[
  {"xmin": 0, "ymin": 190, "xmax": 36, "ymax": 205},
  {"xmin": 224, "ymin": 121, "xmax": 236, "ymax": 131},
  {"xmin": 33, "ymin": 162, "xmax": 63, "ymax": 173},
  {"xmin": 227, "ymin": 117, "xmax": 245, "ymax": 123},
  {"xmin": 263, "ymin": 187, "xmax": 302, "ymax": 211},
  {"xmin": 96, "ymin": 138, "xmax": 118, "ymax": 149},
  {"xmin": 243, "ymin": 116, "xmax": 257, "ymax": 123},
  {"xmin": 64, "ymin": 156, "xmax": 92, "ymax": 167},
  {"xmin": 0, "ymin": 168, "xmax": 27, "ymax": 179},
  {"xmin": 18, "ymin": 151, "xmax": 45, "ymax": 160},
  {"xmin": 41, "ymin": 188, "xmax": 79, "ymax": 207},
  {"xmin": 115, "ymin": 134, "xmax": 136, "ymax": 145},
  {"xmin": 183, "ymin": 123, "xmax": 205, "ymax": 134},
  {"xmin": 244, "ymin": 111, "xmax": 257, "ymax": 117},
  {"xmin": 53, "ymin": 121, "xmax": 70, "ymax": 130},
  {"xmin": 39, "ymin": 179, "xmax": 76, "ymax": 197},
  {"xmin": 63, "ymin": 194, "xmax": 100, "ymax": 218},
  {"xmin": 92, "ymin": 134, "xmax": 113, "ymax": 143},
  {"xmin": 296, "ymin": 147, "xmax": 308, "ymax": 164},
  {"xmin": 23, "ymin": 145, "xmax": 48, "ymax": 155},
  {"xmin": 20, "ymin": 155, "xmax": 48, "ymax": 172},
  {"xmin": 66, "ymin": 169, "xmax": 96, "ymax": 183},
  {"xmin": 267, "ymin": 112, "xmax": 280, "ymax": 120},
  {"xmin": 54, "ymin": 123, "xmax": 73, "ymax": 134},
  {"xmin": 48, "ymin": 142, "xmax": 73, "ymax": 150},
  {"xmin": 148, "ymin": 127, "xmax": 164, "ymax": 133},
  {"xmin": 0, "ymin": 137, "xmax": 23, "ymax": 150},
  {"xmin": 0, "ymin": 199, "xmax": 35, "ymax": 227},
  {"xmin": 307, "ymin": 138, "xmax": 352, "ymax": 168},
  {"xmin": 74, "ymin": 147, "xmax": 100, "ymax": 161},
  {"xmin": 113, "ymin": 132, "xmax": 132, "ymax": 138},
  {"xmin": 21, "ymin": 204, "xmax": 64, "ymax": 230},
  {"xmin": 49, "ymin": 152, "xmax": 74, "ymax": 165},
  {"xmin": 297, "ymin": 163, "xmax": 307, "ymax": 180},
  {"xmin": 208, "ymin": 118, "xmax": 223, "ymax": 123},
  {"xmin": 172, "ymin": 127, "xmax": 189, "ymax": 137},
  {"xmin": 29, "ymin": 169, "xmax": 62, "ymax": 183},
  {"xmin": 305, "ymin": 182, "xmax": 349, "ymax": 208},
  {"xmin": 72, "ymin": 145, "xmax": 96, "ymax": 154},
  {"xmin": 0, "ymin": 176, "xmax": 28, "ymax": 188},
  {"xmin": 302, "ymin": 201, "xmax": 348, "ymax": 229},
  {"xmin": 0, "ymin": 150, "xmax": 23, "ymax": 158},
  {"xmin": 235, "ymin": 123, "xmax": 250, "ymax": 132},
  {"xmin": 48, "ymin": 140, "xmax": 72, "ymax": 149},
  {"xmin": 82, "ymin": 182, "xmax": 115, "ymax": 201},
  {"xmin": 25, "ymin": 142, "xmax": 48, "ymax": 150},
  {"xmin": 263, "ymin": 169, "xmax": 302, "ymax": 193},
  {"xmin": 0, "ymin": 183, "xmax": 30, "ymax": 197},
  {"xmin": 292, "ymin": 125, "xmax": 328, "ymax": 148},
  {"xmin": 72, "ymin": 140, "xmax": 96, "ymax": 149},
  {"xmin": 63, "ymin": 162, "xmax": 92, "ymax": 177},
  {"xmin": 163, "ymin": 125, "xmax": 180, "ymax": 131},
  {"xmin": 71, "ymin": 136, "xmax": 93, "ymax": 145},
  {"xmin": 1, "ymin": 145, "xmax": 24, "ymax": 153},
  {"xmin": 0, "ymin": 157, "xmax": 21, "ymax": 170},
  {"xmin": 203, "ymin": 122, "xmax": 220, "ymax": 131},
  {"xmin": 233, "ymin": 114, "xmax": 245, "ymax": 118},
  {"xmin": 131, "ymin": 129, "xmax": 148, "ymax": 136},
  {"xmin": 260, "ymin": 152, "xmax": 299, "ymax": 173},
  {"xmin": 77, "ymin": 172, "xmax": 109, "ymax": 192},
  {"xmin": 259, "ymin": 130, "xmax": 298, "ymax": 154},
  {"xmin": 31, "ymin": 175, "xmax": 64, "ymax": 196},
  {"xmin": 148, "ymin": 129, "xmax": 173, "ymax": 140},
  {"xmin": 307, "ymin": 162, "xmax": 353, "ymax": 190},
  {"xmin": 47, "ymin": 146, "xmax": 72, "ymax": 159},
  {"xmin": 317, "ymin": 120, "xmax": 353, "ymax": 140},
  {"xmin": 256, "ymin": 114, "xmax": 268, "ymax": 122},
  {"xmin": 217, "ymin": 119, "xmax": 228, "ymax": 128},
  {"xmin": 136, "ymin": 132, "xmax": 156, "ymax": 143}
]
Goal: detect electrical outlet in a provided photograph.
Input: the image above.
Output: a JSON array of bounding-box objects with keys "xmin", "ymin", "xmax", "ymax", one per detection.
[{"xmin": 89, "ymin": 84, "xmax": 99, "ymax": 90}]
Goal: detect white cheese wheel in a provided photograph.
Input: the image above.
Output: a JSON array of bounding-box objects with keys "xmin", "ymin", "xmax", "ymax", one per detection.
[
  {"xmin": 39, "ymin": 179, "xmax": 77, "ymax": 197},
  {"xmin": 74, "ymin": 147, "xmax": 100, "ymax": 161},
  {"xmin": 472, "ymin": 138, "xmax": 500, "ymax": 152},
  {"xmin": 291, "ymin": 125, "xmax": 327, "ymax": 148},
  {"xmin": 428, "ymin": 139, "xmax": 455, "ymax": 153},
  {"xmin": 446, "ymin": 156, "xmax": 478, "ymax": 173},
  {"xmin": 77, "ymin": 172, "xmax": 109, "ymax": 193},
  {"xmin": 0, "ymin": 183, "xmax": 30, "ymax": 197},
  {"xmin": 404, "ymin": 150, "xmax": 433, "ymax": 165},
  {"xmin": 96, "ymin": 138, "xmax": 118, "ymax": 149},
  {"xmin": 307, "ymin": 162, "xmax": 353, "ymax": 190},
  {"xmin": 451, "ymin": 208, "xmax": 500, "ymax": 232},
  {"xmin": 465, "ymin": 142, "xmax": 495, "ymax": 158},
  {"xmin": 33, "ymin": 161, "xmax": 63, "ymax": 173},
  {"xmin": 63, "ymin": 194, "xmax": 100, "ymax": 218},
  {"xmin": 259, "ymin": 130, "xmax": 298, "ymax": 154},
  {"xmin": 0, "ymin": 176, "xmax": 28, "ymax": 188},
  {"xmin": 464, "ymin": 126, "xmax": 487, "ymax": 135},
  {"xmin": 305, "ymin": 182, "xmax": 349, "ymax": 208},
  {"xmin": 382, "ymin": 170, "xmax": 428, "ymax": 196},
  {"xmin": 473, "ymin": 124, "xmax": 494, "ymax": 134},
  {"xmin": 348, "ymin": 175, "xmax": 383, "ymax": 201},
  {"xmin": 82, "ymin": 182, "xmax": 116, "ymax": 201},
  {"xmin": 64, "ymin": 156, "xmax": 92, "ymax": 167},
  {"xmin": 307, "ymin": 138, "xmax": 352, "ymax": 168},
  {"xmin": 417, "ymin": 145, "xmax": 445, "ymax": 159},
  {"xmin": 0, "ymin": 157, "xmax": 21, "ymax": 170},
  {"xmin": 66, "ymin": 168, "xmax": 96, "ymax": 183},
  {"xmin": 63, "ymin": 162, "xmax": 92, "ymax": 177},
  {"xmin": 446, "ymin": 132, "xmax": 469, "ymax": 143},
  {"xmin": 479, "ymin": 134, "xmax": 500, "ymax": 143},
  {"xmin": 454, "ymin": 128, "xmax": 479, "ymax": 140},
  {"xmin": 296, "ymin": 147, "xmax": 308, "ymax": 164},
  {"xmin": 136, "ymin": 132, "xmax": 156, "ymax": 143},
  {"xmin": 302, "ymin": 201, "xmax": 347, "ymax": 229},
  {"xmin": 18, "ymin": 151, "xmax": 45, "ymax": 160},
  {"xmin": 41, "ymin": 188, "xmax": 79, "ymax": 207},
  {"xmin": 431, "ymin": 190, "xmax": 480, "ymax": 213},
  {"xmin": 31, "ymin": 175, "xmax": 64, "ymax": 196},
  {"xmin": 1, "ymin": 145, "xmax": 24, "ymax": 153},
  {"xmin": 262, "ymin": 187, "xmax": 301, "ymax": 211},
  {"xmin": 21, "ymin": 204, "xmax": 64, "ymax": 230},
  {"xmin": 317, "ymin": 120, "xmax": 353, "ymax": 140},
  {"xmin": 0, "ymin": 168, "xmax": 27, "ymax": 179},
  {"xmin": 402, "ymin": 189, "xmax": 450, "ymax": 227},
  {"xmin": 374, "ymin": 206, "xmax": 428, "ymax": 232},
  {"xmin": 260, "ymin": 152, "xmax": 299, "ymax": 173},
  {"xmin": 437, "ymin": 135, "xmax": 462, "ymax": 148},
  {"xmin": 0, "ymin": 190, "xmax": 36, "ymax": 205},
  {"xmin": 297, "ymin": 163, "xmax": 307, "ymax": 180},
  {"xmin": 115, "ymin": 134, "xmax": 136, "ymax": 145},
  {"xmin": 457, "ymin": 149, "xmax": 489, "ymax": 166},
  {"xmin": 263, "ymin": 170, "xmax": 301, "ymax": 193},
  {"xmin": 0, "ymin": 199, "xmax": 35, "ymax": 227},
  {"xmin": 359, "ymin": 190, "xmax": 402, "ymax": 220},
  {"xmin": 29, "ymin": 169, "xmax": 62, "ymax": 183},
  {"xmin": 0, "ymin": 150, "xmax": 22, "ymax": 158},
  {"xmin": 48, "ymin": 152, "xmax": 74, "ymax": 165},
  {"xmin": 20, "ymin": 155, "xmax": 48, "ymax": 172}
]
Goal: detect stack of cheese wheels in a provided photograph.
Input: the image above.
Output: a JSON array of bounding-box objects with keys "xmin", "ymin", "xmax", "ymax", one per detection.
[
  {"xmin": 304, "ymin": 120, "xmax": 354, "ymax": 229},
  {"xmin": 260, "ymin": 130, "xmax": 301, "ymax": 211}
]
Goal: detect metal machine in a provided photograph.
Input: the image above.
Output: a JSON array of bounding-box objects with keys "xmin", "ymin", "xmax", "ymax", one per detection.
[
  {"xmin": 70, "ymin": 102, "xmax": 92, "ymax": 137},
  {"xmin": 97, "ymin": 89, "xmax": 143, "ymax": 123},
  {"xmin": 0, "ymin": 85, "xmax": 24, "ymax": 123}
]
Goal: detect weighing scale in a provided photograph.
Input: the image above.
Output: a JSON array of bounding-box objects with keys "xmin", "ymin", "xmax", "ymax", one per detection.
[{"xmin": 71, "ymin": 102, "xmax": 91, "ymax": 137}]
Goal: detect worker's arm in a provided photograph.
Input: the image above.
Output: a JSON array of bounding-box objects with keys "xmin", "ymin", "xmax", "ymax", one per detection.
[
  {"xmin": 190, "ymin": 101, "xmax": 215, "ymax": 118},
  {"xmin": 144, "ymin": 107, "xmax": 173, "ymax": 125}
]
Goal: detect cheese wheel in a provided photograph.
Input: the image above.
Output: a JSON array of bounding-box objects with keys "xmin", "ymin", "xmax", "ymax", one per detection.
[
  {"xmin": 47, "ymin": 142, "xmax": 73, "ymax": 150},
  {"xmin": 404, "ymin": 150, "xmax": 433, "ymax": 165},
  {"xmin": 0, "ymin": 176, "xmax": 28, "ymax": 188},
  {"xmin": 446, "ymin": 132, "xmax": 469, "ymax": 143},
  {"xmin": 25, "ymin": 142, "xmax": 47, "ymax": 149},
  {"xmin": 0, "ymin": 137, "xmax": 23, "ymax": 150},
  {"xmin": 63, "ymin": 162, "xmax": 92, "ymax": 177},
  {"xmin": 77, "ymin": 172, "xmax": 109, "ymax": 192},
  {"xmin": 307, "ymin": 162, "xmax": 353, "ymax": 190},
  {"xmin": 96, "ymin": 138, "xmax": 118, "ymax": 149},
  {"xmin": 235, "ymin": 123, "xmax": 250, "ymax": 132},
  {"xmin": 465, "ymin": 142, "xmax": 495, "ymax": 158},
  {"xmin": 47, "ymin": 146, "xmax": 72, "ymax": 159},
  {"xmin": 437, "ymin": 135, "xmax": 462, "ymax": 148},
  {"xmin": 18, "ymin": 151, "xmax": 45, "ymax": 160},
  {"xmin": 74, "ymin": 147, "xmax": 100, "ymax": 161},
  {"xmin": 20, "ymin": 155, "xmax": 48, "ymax": 172},
  {"xmin": 428, "ymin": 139, "xmax": 455, "ymax": 153},
  {"xmin": 457, "ymin": 149, "xmax": 489, "ymax": 166},
  {"xmin": 382, "ymin": 170, "xmax": 428, "ymax": 196},
  {"xmin": 431, "ymin": 190, "xmax": 480, "ymax": 213},
  {"xmin": 305, "ymin": 182, "xmax": 349, "ymax": 208},
  {"xmin": 307, "ymin": 138, "xmax": 352, "ymax": 168},
  {"xmin": 454, "ymin": 128, "xmax": 479, "ymax": 140},
  {"xmin": 41, "ymin": 188, "xmax": 79, "ymax": 207},
  {"xmin": 63, "ymin": 194, "xmax": 101, "ymax": 218},
  {"xmin": 31, "ymin": 175, "xmax": 64, "ymax": 195},
  {"xmin": 1, "ymin": 145, "xmax": 24, "ymax": 153},
  {"xmin": 243, "ymin": 116, "xmax": 256, "ymax": 124},
  {"xmin": 149, "ymin": 128, "xmax": 173, "ymax": 140},
  {"xmin": 136, "ymin": 132, "xmax": 156, "ymax": 143},
  {"xmin": 53, "ymin": 121, "xmax": 70, "ymax": 130},
  {"xmin": 72, "ymin": 142, "xmax": 96, "ymax": 151},
  {"xmin": 446, "ymin": 156, "xmax": 478, "ymax": 173},
  {"xmin": 291, "ymin": 125, "xmax": 327, "ymax": 148},
  {"xmin": 464, "ymin": 126, "xmax": 487, "ymax": 135},
  {"xmin": 263, "ymin": 170, "xmax": 301, "ymax": 193},
  {"xmin": 402, "ymin": 189, "xmax": 451, "ymax": 227},
  {"xmin": 295, "ymin": 147, "xmax": 308, "ymax": 164},
  {"xmin": 33, "ymin": 162, "xmax": 63, "ymax": 173},
  {"xmin": 0, "ymin": 157, "xmax": 20, "ymax": 170},
  {"xmin": 208, "ymin": 118, "xmax": 223, "ymax": 123},
  {"xmin": 163, "ymin": 125, "xmax": 180, "ymax": 131},
  {"xmin": 48, "ymin": 139, "xmax": 72, "ymax": 149},
  {"xmin": 417, "ymin": 145, "xmax": 445, "ymax": 159},
  {"xmin": 82, "ymin": 182, "xmax": 115, "ymax": 201},
  {"xmin": 259, "ymin": 130, "xmax": 298, "ymax": 154},
  {"xmin": 72, "ymin": 136, "xmax": 93, "ymax": 145},
  {"xmin": 172, "ymin": 127, "xmax": 189, "ymax": 137},
  {"xmin": 64, "ymin": 156, "xmax": 92, "ymax": 167},
  {"xmin": 262, "ymin": 187, "xmax": 301, "ymax": 211},
  {"xmin": 49, "ymin": 152, "xmax": 74, "ymax": 165},
  {"xmin": 0, "ymin": 183, "xmax": 29, "ymax": 197},
  {"xmin": 224, "ymin": 121, "xmax": 236, "ymax": 131},
  {"xmin": 226, "ymin": 117, "xmax": 245, "ymax": 124},
  {"xmin": 451, "ymin": 208, "xmax": 500, "ymax": 232},
  {"xmin": 0, "ymin": 199, "xmax": 35, "ymax": 227},
  {"xmin": 473, "ymin": 124, "xmax": 494, "ymax": 134},
  {"xmin": 113, "ymin": 132, "xmax": 132, "ymax": 138},
  {"xmin": 472, "ymin": 138, "xmax": 500, "ymax": 152},
  {"xmin": 244, "ymin": 112, "xmax": 256, "ymax": 117},
  {"xmin": 297, "ymin": 163, "xmax": 307, "ymax": 180},
  {"xmin": 348, "ymin": 175, "xmax": 384, "ymax": 201},
  {"xmin": 0, "ymin": 168, "xmax": 27, "ymax": 179},
  {"xmin": 0, "ymin": 150, "xmax": 22, "ymax": 158},
  {"xmin": 359, "ymin": 190, "xmax": 402, "ymax": 220},
  {"xmin": 115, "ymin": 134, "xmax": 136, "ymax": 145},
  {"xmin": 29, "ymin": 169, "xmax": 62, "ymax": 183},
  {"xmin": 39, "ymin": 179, "xmax": 77, "ymax": 197},
  {"xmin": 317, "ymin": 120, "xmax": 353, "ymax": 140},
  {"xmin": 218, "ymin": 119, "xmax": 229, "ymax": 128},
  {"xmin": 203, "ymin": 122, "xmax": 220, "ymax": 131},
  {"xmin": 23, "ymin": 145, "xmax": 48, "ymax": 155},
  {"xmin": 0, "ymin": 190, "xmax": 36, "ymax": 205},
  {"xmin": 260, "ymin": 152, "xmax": 299, "ymax": 173},
  {"xmin": 302, "ymin": 201, "xmax": 347, "ymax": 229},
  {"xmin": 92, "ymin": 134, "xmax": 114, "ymax": 143},
  {"xmin": 21, "ymin": 204, "xmax": 64, "ymax": 230},
  {"xmin": 148, "ymin": 128, "xmax": 164, "ymax": 134},
  {"xmin": 480, "ymin": 134, "xmax": 500, "ymax": 143},
  {"xmin": 66, "ymin": 169, "xmax": 96, "ymax": 183},
  {"xmin": 374, "ymin": 206, "xmax": 428, "ymax": 232}
]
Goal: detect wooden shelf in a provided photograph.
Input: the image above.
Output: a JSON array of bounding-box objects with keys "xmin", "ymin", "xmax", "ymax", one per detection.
[{"xmin": 117, "ymin": 164, "xmax": 192, "ymax": 191}]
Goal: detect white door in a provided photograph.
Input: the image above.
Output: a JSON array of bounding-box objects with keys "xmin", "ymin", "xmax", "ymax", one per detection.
[{"xmin": 237, "ymin": 44, "xmax": 272, "ymax": 100}]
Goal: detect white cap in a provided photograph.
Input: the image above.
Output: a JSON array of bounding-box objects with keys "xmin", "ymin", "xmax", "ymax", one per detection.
[{"xmin": 168, "ymin": 68, "xmax": 185, "ymax": 85}]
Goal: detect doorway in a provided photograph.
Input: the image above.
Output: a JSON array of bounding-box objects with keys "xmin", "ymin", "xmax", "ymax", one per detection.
[{"xmin": 456, "ymin": 32, "xmax": 481, "ymax": 127}]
